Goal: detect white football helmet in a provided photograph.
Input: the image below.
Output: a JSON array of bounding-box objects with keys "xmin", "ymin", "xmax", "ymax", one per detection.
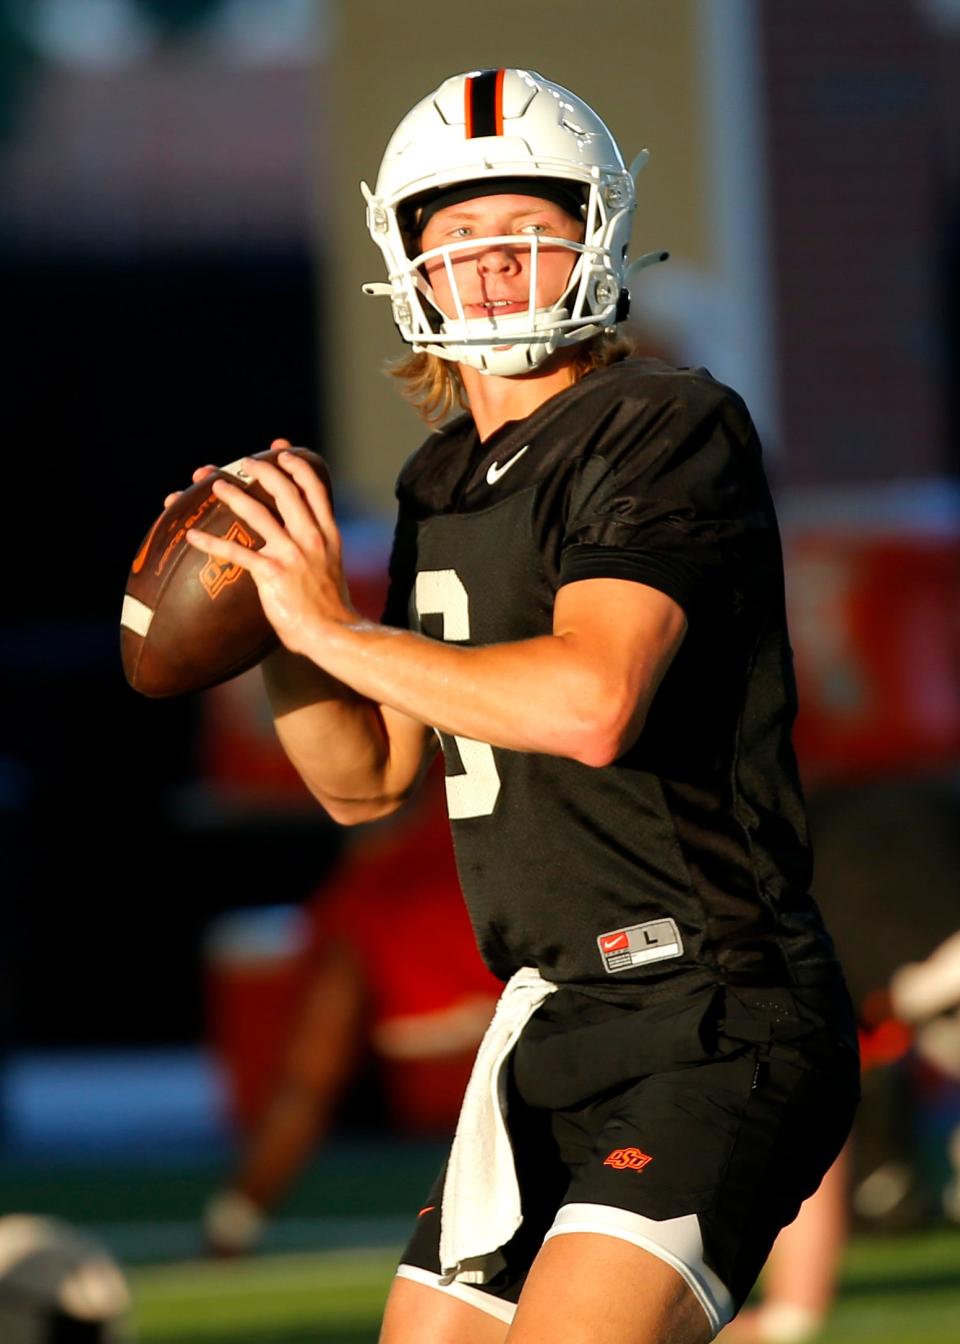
[
  {"xmin": 362, "ymin": 69, "xmax": 665, "ymax": 376},
  {"xmin": 0, "ymin": 1215, "xmax": 132, "ymax": 1343}
]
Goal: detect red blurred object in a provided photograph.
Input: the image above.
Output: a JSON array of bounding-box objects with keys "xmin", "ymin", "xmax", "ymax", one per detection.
[
  {"xmin": 194, "ymin": 549, "xmax": 390, "ymax": 809},
  {"xmin": 856, "ymin": 989, "xmax": 914, "ymax": 1073},
  {"xmin": 304, "ymin": 777, "xmax": 501, "ymax": 1133},
  {"xmin": 785, "ymin": 524, "xmax": 960, "ymax": 784},
  {"xmin": 204, "ymin": 906, "xmax": 312, "ymax": 1133},
  {"xmin": 205, "ymin": 765, "xmax": 501, "ymax": 1137}
]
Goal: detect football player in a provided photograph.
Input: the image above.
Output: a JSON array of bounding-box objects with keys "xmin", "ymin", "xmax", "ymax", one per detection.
[{"xmin": 186, "ymin": 69, "xmax": 859, "ymax": 1344}]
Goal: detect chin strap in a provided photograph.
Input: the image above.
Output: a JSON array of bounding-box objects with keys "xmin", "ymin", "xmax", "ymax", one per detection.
[
  {"xmin": 625, "ymin": 249, "xmax": 670, "ymax": 280},
  {"xmin": 615, "ymin": 250, "xmax": 669, "ymax": 321},
  {"xmin": 622, "ymin": 152, "xmax": 669, "ymax": 281}
]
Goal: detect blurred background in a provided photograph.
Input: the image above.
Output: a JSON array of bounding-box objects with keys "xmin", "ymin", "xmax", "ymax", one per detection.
[{"xmin": 0, "ymin": 1, "xmax": 958, "ymax": 1340}]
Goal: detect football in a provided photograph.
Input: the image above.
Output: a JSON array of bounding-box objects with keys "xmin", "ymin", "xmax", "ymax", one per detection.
[{"xmin": 121, "ymin": 446, "xmax": 330, "ymax": 698}]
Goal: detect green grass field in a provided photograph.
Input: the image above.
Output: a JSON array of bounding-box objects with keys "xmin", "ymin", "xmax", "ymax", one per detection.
[
  {"xmin": 3, "ymin": 1142, "xmax": 958, "ymax": 1342},
  {"xmin": 126, "ymin": 1227, "xmax": 960, "ymax": 1344},
  {"xmin": 130, "ymin": 1247, "xmax": 396, "ymax": 1343}
]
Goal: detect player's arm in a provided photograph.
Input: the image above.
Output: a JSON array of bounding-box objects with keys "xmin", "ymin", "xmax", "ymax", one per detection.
[
  {"xmin": 185, "ymin": 451, "xmax": 687, "ymax": 769},
  {"xmin": 261, "ymin": 647, "xmax": 435, "ymax": 823},
  {"xmin": 282, "ymin": 576, "xmax": 686, "ymax": 767},
  {"xmin": 169, "ymin": 450, "xmax": 433, "ymax": 824}
]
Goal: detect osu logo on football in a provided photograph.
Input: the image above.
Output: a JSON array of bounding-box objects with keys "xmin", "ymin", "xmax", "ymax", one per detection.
[
  {"xmin": 603, "ymin": 1147, "xmax": 653, "ymax": 1172},
  {"xmin": 200, "ymin": 521, "xmax": 255, "ymax": 598}
]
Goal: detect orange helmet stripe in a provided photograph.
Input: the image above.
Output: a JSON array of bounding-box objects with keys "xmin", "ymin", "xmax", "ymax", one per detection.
[{"xmin": 464, "ymin": 69, "xmax": 503, "ymax": 139}]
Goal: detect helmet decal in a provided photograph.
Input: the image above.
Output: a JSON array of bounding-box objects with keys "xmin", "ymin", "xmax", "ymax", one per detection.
[{"xmin": 464, "ymin": 69, "xmax": 505, "ymax": 139}]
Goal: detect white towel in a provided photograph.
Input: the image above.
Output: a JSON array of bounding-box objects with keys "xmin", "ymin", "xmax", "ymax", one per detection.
[{"xmin": 439, "ymin": 966, "xmax": 558, "ymax": 1285}]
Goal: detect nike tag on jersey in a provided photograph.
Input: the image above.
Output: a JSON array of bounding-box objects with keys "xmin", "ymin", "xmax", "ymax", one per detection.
[
  {"xmin": 597, "ymin": 919, "xmax": 683, "ymax": 974},
  {"xmin": 486, "ymin": 444, "xmax": 530, "ymax": 485}
]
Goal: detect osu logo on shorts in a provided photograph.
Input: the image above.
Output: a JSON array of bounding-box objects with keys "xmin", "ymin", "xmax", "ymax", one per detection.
[
  {"xmin": 199, "ymin": 521, "xmax": 256, "ymax": 598},
  {"xmin": 603, "ymin": 1147, "xmax": 653, "ymax": 1173}
]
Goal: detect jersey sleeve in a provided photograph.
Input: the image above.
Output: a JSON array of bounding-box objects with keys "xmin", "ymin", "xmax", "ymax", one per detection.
[{"xmin": 559, "ymin": 381, "xmax": 769, "ymax": 617}]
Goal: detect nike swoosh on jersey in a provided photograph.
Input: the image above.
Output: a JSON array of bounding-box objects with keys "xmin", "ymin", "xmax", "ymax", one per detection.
[
  {"xmin": 600, "ymin": 932, "xmax": 629, "ymax": 952},
  {"xmin": 486, "ymin": 444, "xmax": 530, "ymax": 485}
]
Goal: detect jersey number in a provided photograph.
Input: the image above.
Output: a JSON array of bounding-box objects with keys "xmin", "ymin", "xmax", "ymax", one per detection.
[{"xmin": 414, "ymin": 570, "xmax": 501, "ymax": 819}]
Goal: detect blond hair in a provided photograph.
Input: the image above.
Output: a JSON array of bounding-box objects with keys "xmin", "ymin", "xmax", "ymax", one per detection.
[{"xmin": 388, "ymin": 331, "xmax": 638, "ymax": 427}]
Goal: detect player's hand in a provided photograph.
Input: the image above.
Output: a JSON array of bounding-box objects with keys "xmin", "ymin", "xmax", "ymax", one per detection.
[
  {"xmin": 162, "ymin": 438, "xmax": 292, "ymax": 509},
  {"xmin": 183, "ymin": 446, "xmax": 352, "ymax": 659},
  {"xmin": 163, "ymin": 465, "xmax": 217, "ymax": 511}
]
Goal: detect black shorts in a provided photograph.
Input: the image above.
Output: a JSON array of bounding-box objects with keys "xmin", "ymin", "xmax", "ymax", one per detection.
[{"xmin": 398, "ymin": 980, "xmax": 860, "ymax": 1336}]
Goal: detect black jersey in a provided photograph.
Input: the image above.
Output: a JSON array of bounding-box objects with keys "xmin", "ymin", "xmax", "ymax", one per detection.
[{"xmin": 382, "ymin": 357, "xmax": 840, "ymax": 996}]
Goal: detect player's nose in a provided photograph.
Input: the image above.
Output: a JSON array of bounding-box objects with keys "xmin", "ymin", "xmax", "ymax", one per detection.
[{"xmin": 477, "ymin": 243, "xmax": 520, "ymax": 274}]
